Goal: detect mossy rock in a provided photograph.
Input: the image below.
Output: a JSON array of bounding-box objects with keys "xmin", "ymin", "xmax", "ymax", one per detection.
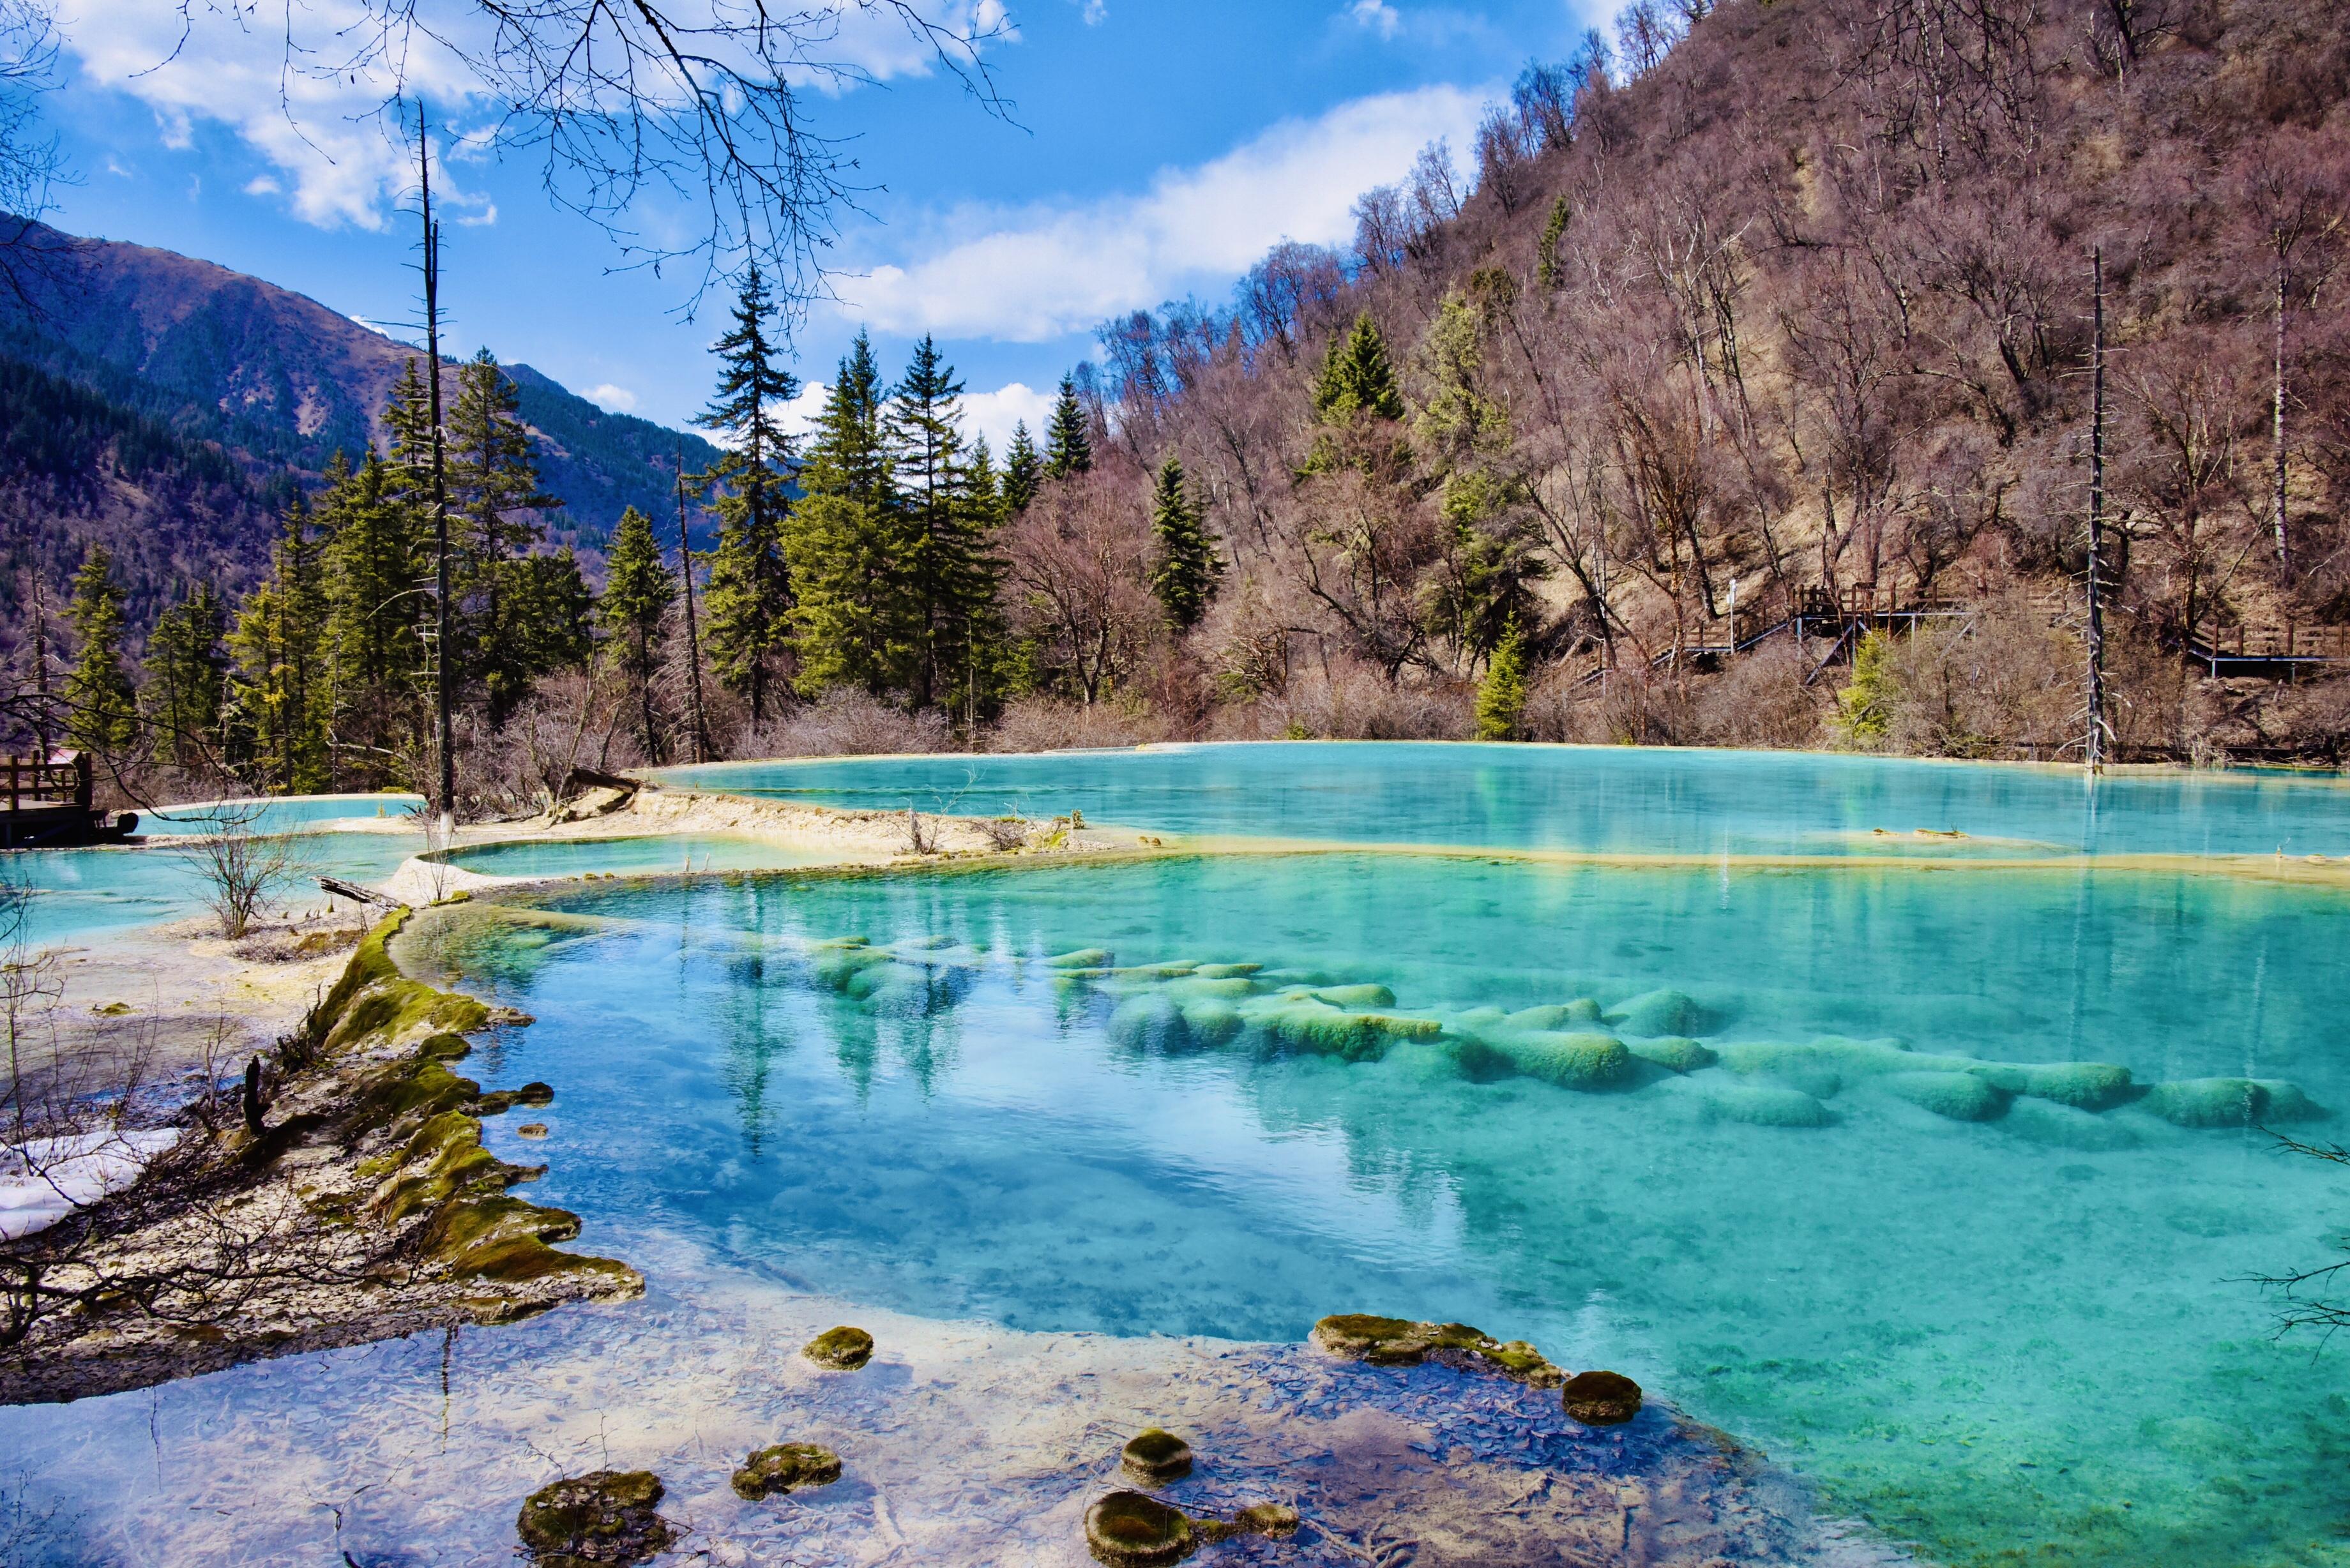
[
  {"xmin": 1232, "ymin": 1502, "xmax": 1301, "ymax": 1538},
  {"xmin": 1190, "ymin": 963, "xmax": 1262, "ymax": 979},
  {"xmin": 1697, "ymin": 1082, "xmax": 1835, "ymax": 1128},
  {"xmin": 1177, "ymin": 999, "xmax": 1244, "ymax": 1048},
  {"xmin": 1967, "ymin": 1060, "xmax": 2136, "ymax": 1112},
  {"xmin": 1314, "ymin": 983, "xmax": 1397, "ymax": 1008},
  {"xmin": 1562, "ymin": 1369, "xmax": 1643, "ymax": 1426},
  {"xmin": 2144, "ymin": 1078, "xmax": 2328, "ymax": 1128},
  {"xmin": 1626, "ymin": 1036, "xmax": 1717, "ymax": 1074},
  {"xmin": 1109, "ymin": 995, "xmax": 1189, "ymax": 1053},
  {"xmin": 1310, "ymin": 1314, "xmax": 1563, "ymax": 1384},
  {"xmin": 1496, "ymin": 1030, "xmax": 1634, "ymax": 1090},
  {"xmin": 1879, "ymin": 1071, "xmax": 2010, "ymax": 1122},
  {"xmin": 1085, "ymin": 1491, "xmax": 1197, "ymax": 1567},
  {"xmin": 731, "ymin": 1442, "xmax": 842, "ymax": 1501},
  {"xmin": 1121, "ymin": 1428, "xmax": 1194, "ymax": 1484},
  {"xmin": 1163, "ymin": 976, "xmax": 1260, "ymax": 1002},
  {"xmin": 1311, "ymin": 1313, "xmax": 1429, "ymax": 1364},
  {"xmin": 803, "ymin": 1325, "xmax": 875, "ymax": 1369},
  {"xmin": 516, "ymin": 1470, "xmax": 676, "ymax": 1567},
  {"xmin": 1605, "ymin": 989, "xmax": 1704, "ymax": 1037},
  {"xmin": 1252, "ymin": 1000, "xmax": 1390, "ymax": 1062},
  {"xmin": 1507, "ymin": 1000, "xmax": 1602, "ymax": 1030},
  {"xmin": 1049, "ymin": 949, "xmax": 1115, "ymax": 969}
]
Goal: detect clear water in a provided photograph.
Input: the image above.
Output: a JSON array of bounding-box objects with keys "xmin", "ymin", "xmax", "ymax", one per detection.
[
  {"xmin": 656, "ymin": 742, "xmax": 2350, "ymax": 858},
  {"xmin": 7, "ymin": 832, "xmax": 422, "ymax": 949},
  {"xmin": 438, "ymin": 833, "xmax": 838, "ymax": 880},
  {"xmin": 129, "ymin": 792, "xmax": 425, "ymax": 836},
  {"xmin": 12, "ymin": 748, "xmax": 2350, "ymax": 1566}
]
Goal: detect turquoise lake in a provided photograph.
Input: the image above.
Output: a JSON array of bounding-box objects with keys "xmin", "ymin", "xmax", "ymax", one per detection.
[{"xmin": 8, "ymin": 745, "xmax": 2350, "ymax": 1565}]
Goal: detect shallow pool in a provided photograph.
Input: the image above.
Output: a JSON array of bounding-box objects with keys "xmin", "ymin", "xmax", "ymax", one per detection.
[
  {"xmin": 437, "ymin": 833, "xmax": 838, "ymax": 880},
  {"xmin": 655, "ymin": 742, "xmax": 2350, "ymax": 858},
  {"xmin": 6, "ymin": 832, "xmax": 422, "ymax": 949},
  {"xmin": 12, "ymin": 748, "xmax": 2350, "ymax": 1566}
]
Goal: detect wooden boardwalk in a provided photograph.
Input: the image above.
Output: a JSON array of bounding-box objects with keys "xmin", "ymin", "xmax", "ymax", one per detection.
[{"xmin": 1, "ymin": 753, "xmax": 138, "ymax": 849}]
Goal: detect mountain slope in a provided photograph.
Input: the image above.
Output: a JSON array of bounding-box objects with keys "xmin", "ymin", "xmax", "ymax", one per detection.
[{"xmin": 0, "ymin": 221, "xmax": 722, "ymax": 622}]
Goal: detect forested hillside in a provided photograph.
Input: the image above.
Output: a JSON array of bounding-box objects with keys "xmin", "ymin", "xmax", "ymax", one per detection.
[
  {"xmin": 1063, "ymin": 0, "xmax": 2350, "ymax": 760},
  {"xmin": 13, "ymin": 0, "xmax": 2350, "ymax": 818}
]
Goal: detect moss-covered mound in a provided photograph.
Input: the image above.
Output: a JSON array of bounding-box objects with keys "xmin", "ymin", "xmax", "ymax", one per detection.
[
  {"xmin": 1086, "ymin": 1491, "xmax": 1196, "ymax": 1567},
  {"xmin": 1310, "ymin": 1314, "xmax": 1565, "ymax": 1385},
  {"xmin": 1121, "ymin": 1428, "xmax": 1194, "ymax": 1484},
  {"xmin": 1562, "ymin": 1369, "xmax": 1643, "ymax": 1426},
  {"xmin": 516, "ymin": 1469, "xmax": 676, "ymax": 1566},
  {"xmin": 803, "ymin": 1325, "xmax": 876, "ymax": 1369},
  {"xmin": 731, "ymin": 1442, "xmax": 843, "ymax": 1501}
]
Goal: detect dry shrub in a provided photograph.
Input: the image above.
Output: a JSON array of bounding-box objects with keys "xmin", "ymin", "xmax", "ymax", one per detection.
[
  {"xmin": 1520, "ymin": 661, "xmax": 1694, "ymax": 746},
  {"xmin": 1209, "ymin": 656, "xmax": 1471, "ymax": 740},
  {"xmin": 1690, "ymin": 644, "xmax": 1828, "ymax": 750},
  {"xmin": 988, "ymin": 695, "xmax": 1167, "ymax": 753},
  {"xmin": 1853, "ymin": 596, "xmax": 2084, "ymax": 759},
  {"xmin": 736, "ymin": 691, "xmax": 951, "ymax": 758}
]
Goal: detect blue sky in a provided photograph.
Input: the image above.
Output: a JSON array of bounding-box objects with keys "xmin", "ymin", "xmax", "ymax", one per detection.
[{"xmin": 39, "ymin": 1, "xmax": 1606, "ymax": 446}]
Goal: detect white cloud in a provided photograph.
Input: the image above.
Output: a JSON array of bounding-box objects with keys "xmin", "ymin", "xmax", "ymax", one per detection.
[
  {"xmin": 59, "ymin": 0, "xmax": 1008, "ymax": 230},
  {"xmin": 838, "ymin": 83, "xmax": 1486, "ymax": 343},
  {"xmin": 1079, "ymin": 0, "xmax": 1107, "ymax": 22},
  {"xmin": 1347, "ymin": 0, "xmax": 1403, "ymax": 40},
  {"xmin": 773, "ymin": 379, "xmax": 1048, "ymax": 456},
  {"xmin": 243, "ymin": 175, "xmax": 280, "ymax": 197},
  {"xmin": 587, "ymin": 383, "xmax": 640, "ymax": 414}
]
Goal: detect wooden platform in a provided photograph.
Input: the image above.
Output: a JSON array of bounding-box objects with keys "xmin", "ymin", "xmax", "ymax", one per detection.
[{"xmin": 1, "ymin": 753, "xmax": 137, "ymax": 849}]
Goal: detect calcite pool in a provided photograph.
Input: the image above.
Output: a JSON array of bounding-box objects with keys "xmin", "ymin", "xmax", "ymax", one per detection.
[{"xmin": 10, "ymin": 744, "xmax": 2350, "ymax": 1565}]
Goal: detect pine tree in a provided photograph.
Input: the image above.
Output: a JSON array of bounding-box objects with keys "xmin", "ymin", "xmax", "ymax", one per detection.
[
  {"xmin": 229, "ymin": 496, "xmax": 334, "ymax": 792},
  {"xmin": 1003, "ymin": 421, "xmax": 1042, "ymax": 515},
  {"xmin": 508, "ymin": 549, "xmax": 595, "ymax": 677},
  {"xmin": 319, "ymin": 449, "xmax": 426, "ymax": 781},
  {"xmin": 1475, "ymin": 619, "xmax": 1528, "ymax": 742},
  {"xmin": 1537, "ymin": 196, "xmax": 1572, "ymax": 289},
  {"xmin": 693, "ymin": 266, "xmax": 800, "ymax": 724},
  {"xmin": 145, "ymin": 580, "xmax": 227, "ymax": 769},
  {"xmin": 1148, "ymin": 455, "xmax": 1220, "ymax": 631},
  {"xmin": 599, "ymin": 506, "xmax": 676, "ymax": 760},
  {"xmin": 1044, "ymin": 375, "xmax": 1093, "ymax": 478},
  {"xmin": 1314, "ymin": 312, "xmax": 1406, "ymax": 423},
  {"xmin": 63, "ymin": 545, "xmax": 137, "ymax": 754},
  {"xmin": 788, "ymin": 330, "xmax": 914, "ymax": 696},
  {"xmin": 447, "ymin": 349, "xmax": 557, "ymax": 725},
  {"xmin": 887, "ymin": 336, "xmax": 1002, "ymax": 710}
]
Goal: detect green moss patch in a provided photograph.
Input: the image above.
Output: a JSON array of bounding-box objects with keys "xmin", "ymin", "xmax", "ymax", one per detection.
[
  {"xmin": 517, "ymin": 1470, "xmax": 676, "ymax": 1567},
  {"xmin": 803, "ymin": 1325, "xmax": 875, "ymax": 1369},
  {"xmin": 1310, "ymin": 1314, "xmax": 1565, "ymax": 1385},
  {"xmin": 731, "ymin": 1442, "xmax": 842, "ymax": 1501},
  {"xmin": 1121, "ymin": 1428, "xmax": 1194, "ymax": 1484},
  {"xmin": 1562, "ymin": 1369, "xmax": 1643, "ymax": 1426}
]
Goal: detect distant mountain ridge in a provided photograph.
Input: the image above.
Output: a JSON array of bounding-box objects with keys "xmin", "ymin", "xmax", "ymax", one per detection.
[{"xmin": 0, "ymin": 220, "xmax": 720, "ymax": 634}]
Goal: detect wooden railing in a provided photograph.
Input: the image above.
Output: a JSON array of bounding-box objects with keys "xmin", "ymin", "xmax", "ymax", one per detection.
[
  {"xmin": 3, "ymin": 752, "xmax": 93, "ymax": 813},
  {"xmin": 2191, "ymin": 622, "xmax": 2350, "ymax": 661}
]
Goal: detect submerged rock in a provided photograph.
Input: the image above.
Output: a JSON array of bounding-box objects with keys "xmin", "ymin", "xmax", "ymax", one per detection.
[
  {"xmin": 1967, "ymin": 1060, "xmax": 2135, "ymax": 1112},
  {"xmin": 1493, "ymin": 1030, "xmax": 1634, "ymax": 1090},
  {"xmin": 1695, "ymin": 1082, "xmax": 1835, "ymax": 1128},
  {"xmin": 803, "ymin": 1325, "xmax": 875, "ymax": 1369},
  {"xmin": 2143, "ymin": 1077, "xmax": 2328, "ymax": 1128},
  {"xmin": 2003, "ymin": 1099, "xmax": 2138, "ymax": 1150},
  {"xmin": 1606, "ymin": 988, "xmax": 1704, "ymax": 1037},
  {"xmin": 1084, "ymin": 1489, "xmax": 1302, "ymax": 1566},
  {"xmin": 1121, "ymin": 1428, "xmax": 1194, "ymax": 1484},
  {"xmin": 1506, "ymin": 1000, "xmax": 1603, "ymax": 1030},
  {"xmin": 516, "ymin": 1469, "xmax": 676, "ymax": 1567},
  {"xmin": 1561, "ymin": 1370, "xmax": 1643, "ymax": 1426},
  {"xmin": 1879, "ymin": 1070, "xmax": 2010, "ymax": 1122},
  {"xmin": 1086, "ymin": 1491, "xmax": 1195, "ymax": 1567},
  {"xmin": 1311, "ymin": 1314, "xmax": 1565, "ymax": 1385},
  {"xmin": 1625, "ymin": 1035, "xmax": 1718, "ymax": 1074},
  {"xmin": 731, "ymin": 1442, "xmax": 843, "ymax": 1501}
]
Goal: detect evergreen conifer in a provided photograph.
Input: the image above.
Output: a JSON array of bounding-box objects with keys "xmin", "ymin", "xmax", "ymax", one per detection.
[
  {"xmin": 448, "ymin": 349, "xmax": 557, "ymax": 725},
  {"xmin": 1043, "ymin": 375, "xmax": 1093, "ymax": 478},
  {"xmin": 1003, "ymin": 421, "xmax": 1042, "ymax": 514},
  {"xmin": 599, "ymin": 506, "xmax": 676, "ymax": 759},
  {"xmin": 788, "ymin": 331, "xmax": 913, "ymax": 696},
  {"xmin": 694, "ymin": 266, "xmax": 799, "ymax": 723},
  {"xmin": 1314, "ymin": 312, "xmax": 1406, "ymax": 423},
  {"xmin": 63, "ymin": 545, "xmax": 137, "ymax": 753},
  {"xmin": 1148, "ymin": 455, "xmax": 1220, "ymax": 631},
  {"xmin": 1475, "ymin": 619, "xmax": 1529, "ymax": 742},
  {"xmin": 145, "ymin": 580, "xmax": 227, "ymax": 768},
  {"xmin": 228, "ymin": 497, "xmax": 334, "ymax": 792},
  {"xmin": 887, "ymin": 336, "xmax": 1003, "ymax": 710}
]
